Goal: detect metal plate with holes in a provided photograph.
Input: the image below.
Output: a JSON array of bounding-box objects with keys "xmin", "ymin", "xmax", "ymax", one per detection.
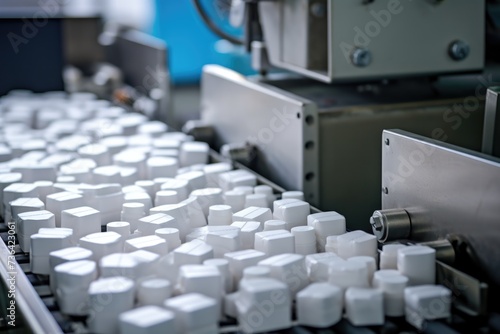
[
  {"xmin": 382, "ymin": 129, "xmax": 500, "ymax": 286},
  {"xmin": 201, "ymin": 65, "xmax": 487, "ymax": 231},
  {"xmin": 259, "ymin": 0, "xmax": 484, "ymax": 82},
  {"xmin": 201, "ymin": 65, "xmax": 320, "ymax": 206}
]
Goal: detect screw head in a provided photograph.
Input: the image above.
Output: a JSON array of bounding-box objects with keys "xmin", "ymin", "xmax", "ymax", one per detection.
[
  {"xmin": 351, "ymin": 48, "xmax": 372, "ymax": 67},
  {"xmin": 449, "ymin": 40, "xmax": 470, "ymax": 61},
  {"xmin": 370, "ymin": 215, "xmax": 383, "ymax": 231}
]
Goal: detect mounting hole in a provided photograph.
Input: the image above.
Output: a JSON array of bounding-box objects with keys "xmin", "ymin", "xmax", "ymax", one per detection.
[
  {"xmin": 296, "ymin": 112, "xmax": 301, "ymax": 119},
  {"xmin": 305, "ymin": 115, "xmax": 314, "ymax": 125},
  {"xmin": 305, "ymin": 141, "xmax": 315, "ymax": 150},
  {"xmin": 383, "ymin": 187, "xmax": 389, "ymax": 194},
  {"xmin": 305, "ymin": 172, "xmax": 315, "ymax": 181},
  {"xmin": 385, "ymin": 138, "xmax": 390, "ymax": 146}
]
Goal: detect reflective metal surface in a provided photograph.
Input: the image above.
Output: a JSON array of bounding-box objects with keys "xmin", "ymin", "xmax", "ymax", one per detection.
[
  {"xmin": 109, "ymin": 30, "xmax": 170, "ymax": 124},
  {"xmin": 258, "ymin": 0, "xmax": 484, "ymax": 82},
  {"xmin": 419, "ymin": 239, "xmax": 455, "ymax": 265},
  {"xmin": 370, "ymin": 208, "xmax": 411, "ymax": 243},
  {"xmin": 201, "ymin": 65, "xmax": 486, "ymax": 231},
  {"xmin": 201, "ymin": 65, "xmax": 320, "ymax": 206},
  {"xmin": 436, "ymin": 260, "xmax": 488, "ymax": 317},
  {"xmin": 382, "ymin": 129, "xmax": 500, "ymax": 286},
  {"xmin": 482, "ymin": 86, "xmax": 500, "ymax": 158}
]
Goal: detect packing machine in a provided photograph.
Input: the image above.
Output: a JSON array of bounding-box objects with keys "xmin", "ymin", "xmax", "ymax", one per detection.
[{"xmin": 1, "ymin": 0, "xmax": 500, "ymax": 333}]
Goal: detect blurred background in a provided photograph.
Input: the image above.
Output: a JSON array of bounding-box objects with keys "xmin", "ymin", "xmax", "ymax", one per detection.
[
  {"xmin": 0, "ymin": 0, "xmax": 256, "ymax": 126},
  {"xmin": 152, "ymin": 0, "xmax": 254, "ymax": 84}
]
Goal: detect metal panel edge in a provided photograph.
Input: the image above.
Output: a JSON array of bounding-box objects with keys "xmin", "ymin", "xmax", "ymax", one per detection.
[
  {"xmin": 382, "ymin": 129, "xmax": 500, "ymax": 286},
  {"xmin": 201, "ymin": 65, "xmax": 320, "ymax": 205}
]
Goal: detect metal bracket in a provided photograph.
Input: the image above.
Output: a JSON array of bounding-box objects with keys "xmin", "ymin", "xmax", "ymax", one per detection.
[
  {"xmin": 380, "ymin": 129, "xmax": 500, "ymax": 316},
  {"xmin": 382, "ymin": 129, "xmax": 500, "ymax": 287},
  {"xmin": 182, "ymin": 120, "xmax": 215, "ymax": 146},
  {"xmin": 436, "ymin": 260, "xmax": 488, "ymax": 317}
]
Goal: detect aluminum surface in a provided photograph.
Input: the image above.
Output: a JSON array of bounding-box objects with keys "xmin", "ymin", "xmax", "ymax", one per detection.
[
  {"xmin": 436, "ymin": 260, "xmax": 488, "ymax": 317},
  {"xmin": 201, "ymin": 65, "xmax": 320, "ymax": 206},
  {"xmin": 370, "ymin": 208, "xmax": 411, "ymax": 243},
  {"xmin": 382, "ymin": 129, "xmax": 500, "ymax": 286},
  {"xmin": 259, "ymin": 0, "xmax": 484, "ymax": 82},
  {"xmin": 201, "ymin": 66, "xmax": 485, "ymax": 231},
  {"xmin": 482, "ymin": 86, "xmax": 500, "ymax": 158},
  {"xmin": 110, "ymin": 30, "xmax": 171, "ymax": 124}
]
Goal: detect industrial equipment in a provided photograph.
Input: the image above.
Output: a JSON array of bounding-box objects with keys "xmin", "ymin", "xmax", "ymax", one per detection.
[
  {"xmin": 194, "ymin": 0, "xmax": 500, "ymax": 330},
  {"xmin": 0, "ymin": 1, "xmax": 170, "ymax": 122},
  {"xmin": 195, "ymin": 1, "xmax": 500, "ymax": 230},
  {"xmin": 259, "ymin": 0, "xmax": 484, "ymax": 81},
  {"xmin": 1, "ymin": 0, "xmax": 500, "ymax": 333}
]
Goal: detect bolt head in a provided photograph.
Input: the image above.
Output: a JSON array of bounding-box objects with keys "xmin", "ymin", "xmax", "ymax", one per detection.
[
  {"xmin": 449, "ymin": 40, "xmax": 470, "ymax": 61},
  {"xmin": 351, "ymin": 48, "xmax": 372, "ymax": 67},
  {"xmin": 370, "ymin": 215, "xmax": 383, "ymax": 231}
]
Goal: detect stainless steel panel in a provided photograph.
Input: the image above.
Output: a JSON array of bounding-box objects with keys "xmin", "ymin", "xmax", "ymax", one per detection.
[
  {"xmin": 111, "ymin": 30, "xmax": 170, "ymax": 124},
  {"xmin": 201, "ymin": 65, "xmax": 320, "ymax": 205},
  {"xmin": 259, "ymin": 0, "xmax": 484, "ymax": 82},
  {"xmin": 382, "ymin": 129, "xmax": 500, "ymax": 286},
  {"xmin": 482, "ymin": 86, "xmax": 500, "ymax": 158},
  {"xmin": 329, "ymin": 0, "xmax": 484, "ymax": 80},
  {"xmin": 282, "ymin": 0, "xmax": 309, "ymax": 68},
  {"xmin": 281, "ymin": 0, "xmax": 327, "ymax": 71},
  {"xmin": 201, "ymin": 66, "xmax": 485, "ymax": 232},
  {"xmin": 320, "ymin": 102, "xmax": 483, "ymax": 231},
  {"xmin": 436, "ymin": 260, "xmax": 488, "ymax": 317}
]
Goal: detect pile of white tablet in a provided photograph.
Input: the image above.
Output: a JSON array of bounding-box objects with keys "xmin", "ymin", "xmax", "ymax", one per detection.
[{"xmin": 0, "ymin": 91, "xmax": 451, "ymax": 334}]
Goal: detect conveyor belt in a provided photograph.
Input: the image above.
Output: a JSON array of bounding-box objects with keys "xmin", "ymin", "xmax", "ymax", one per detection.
[
  {"xmin": 0, "ymin": 97, "xmax": 493, "ymax": 333},
  {"xmin": 1, "ymin": 216, "xmax": 493, "ymax": 334}
]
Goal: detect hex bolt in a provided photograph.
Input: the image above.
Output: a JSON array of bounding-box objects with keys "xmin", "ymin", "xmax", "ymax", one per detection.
[
  {"xmin": 370, "ymin": 215, "xmax": 383, "ymax": 231},
  {"xmin": 449, "ymin": 40, "xmax": 470, "ymax": 61},
  {"xmin": 351, "ymin": 48, "xmax": 372, "ymax": 67}
]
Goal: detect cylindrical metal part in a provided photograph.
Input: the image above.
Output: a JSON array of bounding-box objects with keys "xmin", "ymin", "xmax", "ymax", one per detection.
[
  {"xmin": 418, "ymin": 239, "xmax": 455, "ymax": 265},
  {"xmin": 370, "ymin": 208, "xmax": 411, "ymax": 243}
]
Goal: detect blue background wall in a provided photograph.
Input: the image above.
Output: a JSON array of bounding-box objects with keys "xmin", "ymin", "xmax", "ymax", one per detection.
[{"xmin": 152, "ymin": 0, "xmax": 253, "ymax": 85}]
